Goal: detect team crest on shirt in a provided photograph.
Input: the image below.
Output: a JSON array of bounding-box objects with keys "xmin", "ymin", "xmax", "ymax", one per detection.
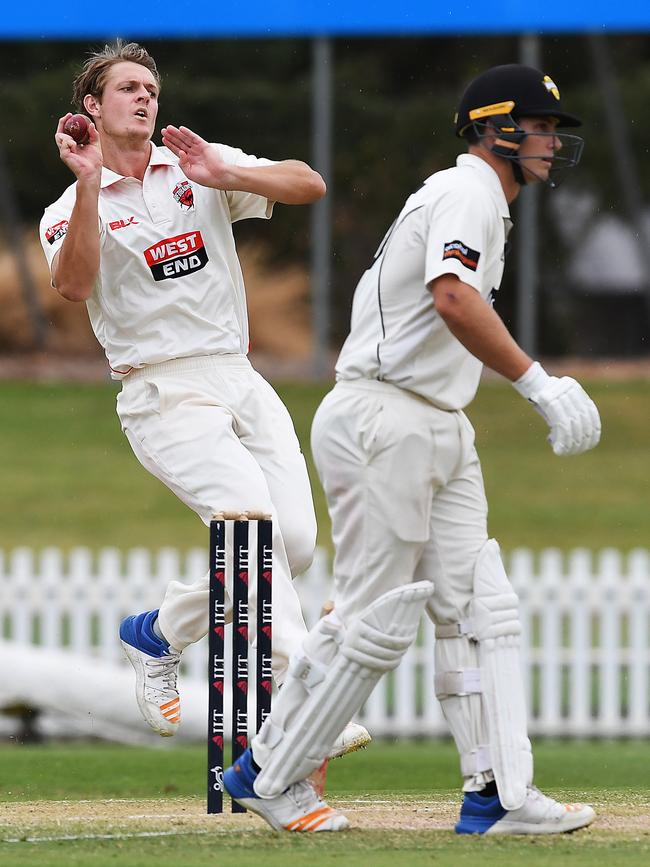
[
  {"xmin": 172, "ymin": 180, "xmax": 194, "ymax": 210},
  {"xmin": 144, "ymin": 231, "xmax": 209, "ymax": 281},
  {"xmin": 442, "ymin": 240, "xmax": 480, "ymax": 272},
  {"xmin": 45, "ymin": 220, "xmax": 69, "ymax": 245}
]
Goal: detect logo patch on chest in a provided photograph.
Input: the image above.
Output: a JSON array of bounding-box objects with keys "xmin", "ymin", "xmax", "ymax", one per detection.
[
  {"xmin": 442, "ymin": 240, "xmax": 480, "ymax": 272},
  {"xmin": 173, "ymin": 180, "xmax": 194, "ymax": 210},
  {"xmin": 144, "ymin": 231, "xmax": 209, "ymax": 281}
]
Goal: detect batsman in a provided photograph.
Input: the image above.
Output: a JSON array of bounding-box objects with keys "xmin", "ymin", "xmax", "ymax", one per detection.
[{"xmin": 224, "ymin": 64, "xmax": 601, "ymax": 834}]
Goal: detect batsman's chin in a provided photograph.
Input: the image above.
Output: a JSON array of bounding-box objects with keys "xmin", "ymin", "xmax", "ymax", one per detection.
[{"xmin": 523, "ymin": 161, "xmax": 551, "ymax": 184}]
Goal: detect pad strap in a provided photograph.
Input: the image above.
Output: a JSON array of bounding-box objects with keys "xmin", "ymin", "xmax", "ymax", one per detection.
[
  {"xmin": 434, "ymin": 669, "xmax": 481, "ymax": 697},
  {"xmin": 460, "ymin": 745, "xmax": 492, "ymax": 777},
  {"xmin": 435, "ymin": 621, "xmax": 473, "ymax": 639},
  {"xmin": 287, "ymin": 653, "xmax": 328, "ymax": 689}
]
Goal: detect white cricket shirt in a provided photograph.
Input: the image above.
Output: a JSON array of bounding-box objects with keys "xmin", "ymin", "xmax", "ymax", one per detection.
[
  {"xmin": 335, "ymin": 154, "xmax": 512, "ymax": 410},
  {"xmin": 40, "ymin": 142, "xmax": 275, "ymax": 377}
]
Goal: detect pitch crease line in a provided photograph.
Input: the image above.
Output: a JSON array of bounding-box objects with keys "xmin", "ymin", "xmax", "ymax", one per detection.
[{"xmin": 2, "ymin": 829, "xmax": 221, "ymax": 844}]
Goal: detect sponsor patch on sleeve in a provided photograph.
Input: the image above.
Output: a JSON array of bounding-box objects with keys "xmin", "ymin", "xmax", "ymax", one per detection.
[
  {"xmin": 442, "ymin": 239, "xmax": 480, "ymax": 272},
  {"xmin": 45, "ymin": 220, "xmax": 69, "ymax": 245}
]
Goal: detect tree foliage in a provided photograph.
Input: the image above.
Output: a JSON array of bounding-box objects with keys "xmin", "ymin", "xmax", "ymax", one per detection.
[{"xmin": 2, "ymin": 34, "xmax": 649, "ymax": 352}]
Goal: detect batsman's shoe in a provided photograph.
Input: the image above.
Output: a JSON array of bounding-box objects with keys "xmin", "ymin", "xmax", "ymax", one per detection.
[
  {"xmin": 328, "ymin": 721, "xmax": 372, "ymax": 759},
  {"xmin": 455, "ymin": 785, "xmax": 595, "ymax": 835},
  {"xmin": 120, "ymin": 610, "xmax": 181, "ymax": 737},
  {"xmin": 223, "ymin": 748, "xmax": 349, "ymax": 832}
]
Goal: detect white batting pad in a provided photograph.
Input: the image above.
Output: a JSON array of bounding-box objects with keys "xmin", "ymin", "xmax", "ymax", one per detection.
[
  {"xmin": 434, "ymin": 539, "xmax": 532, "ymax": 810},
  {"xmin": 469, "ymin": 539, "xmax": 533, "ymax": 809},
  {"xmin": 253, "ymin": 580, "xmax": 433, "ymax": 798}
]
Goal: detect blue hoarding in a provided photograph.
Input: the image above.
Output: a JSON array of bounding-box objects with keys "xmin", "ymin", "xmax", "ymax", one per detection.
[{"xmin": 2, "ymin": 2, "xmax": 650, "ymax": 39}]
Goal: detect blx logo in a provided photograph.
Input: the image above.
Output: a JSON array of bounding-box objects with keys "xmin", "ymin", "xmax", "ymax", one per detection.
[{"xmin": 109, "ymin": 216, "xmax": 139, "ymax": 231}]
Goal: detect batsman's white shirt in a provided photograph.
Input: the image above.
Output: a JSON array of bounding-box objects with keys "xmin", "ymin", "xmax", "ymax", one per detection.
[
  {"xmin": 40, "ymin": 142, "xmax": 274, "ymax": 378},
  {"xmin": 313, "ymin": 153, "xmax": 512, "ymax": 622},
  {"xmin": 336, "ymin": 153, "xmax": 512, "ymax": 411}
]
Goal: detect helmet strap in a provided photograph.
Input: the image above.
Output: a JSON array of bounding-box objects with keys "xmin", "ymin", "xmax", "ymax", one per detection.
[
  {"xmin": 472, "ymin": 117, "xmax": 529, "ymax": 186},
  {"xmin": 511, "ymin": 160, "xmax": 527, "ymax": 185}
]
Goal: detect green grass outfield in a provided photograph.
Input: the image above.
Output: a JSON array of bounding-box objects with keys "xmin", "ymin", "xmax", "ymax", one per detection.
[
  {"xmin": 0, "ymin": 378, "xmax": 648, "ymax": 552},
  {"xmin": 1, "ymin": 740, "xmax": 648, "ymax": 866}
]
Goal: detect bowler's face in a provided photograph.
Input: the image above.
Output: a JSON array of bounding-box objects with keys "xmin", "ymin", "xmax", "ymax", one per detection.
[{"xmin": 98, "ymin": 61, "xmax": 159, "ymax": 142}]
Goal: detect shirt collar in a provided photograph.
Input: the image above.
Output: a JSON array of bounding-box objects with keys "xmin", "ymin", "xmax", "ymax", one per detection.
[
  {"xmin": 99, "ymin": 142, "xmax": 176, "ymax": 189},
  {"xmin": 454, "ymin": 153, "xmax": 510, "ymax": 218}
]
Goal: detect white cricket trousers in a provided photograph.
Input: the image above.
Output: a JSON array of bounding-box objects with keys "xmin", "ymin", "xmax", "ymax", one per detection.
[
  {"xmin": 310, "ymin": 379, "xmax": 489, "ymax": 626},
  {"xmin": 116, "ymin": 354, "xmax": 315, "ymax": 682}
]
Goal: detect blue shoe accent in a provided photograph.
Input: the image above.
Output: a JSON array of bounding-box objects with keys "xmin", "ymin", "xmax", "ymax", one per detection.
[
  {"xmin": 223, "ymin": 748, "xmax": 261, "ymax": 801},
  {"xmin": 455, "ymin": 791, "xmax": 508, "ymax": 834},
  {"xmin": 119, "ymin": 610, "xmax": 169, "ymax": 658}
]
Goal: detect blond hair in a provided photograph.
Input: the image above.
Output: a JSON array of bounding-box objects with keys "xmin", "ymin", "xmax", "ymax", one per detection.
[{"xmin": 72, "ymin": 40, "xmax": 160, "ymax": 112}]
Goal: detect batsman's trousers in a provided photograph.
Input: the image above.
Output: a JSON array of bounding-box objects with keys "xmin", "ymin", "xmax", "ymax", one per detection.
[{"xmin": 311, "ymin": 378, "xmax": 489, "ymax": 627}]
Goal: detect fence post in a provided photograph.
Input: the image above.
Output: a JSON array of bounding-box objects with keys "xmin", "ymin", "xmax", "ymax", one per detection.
[
  {"xmin": 598, "ymin": 549, "xmax": 622, "ymax": 735},
  {"xmin": 70, "ymin": 548, "xmax": 93, "ymax": 654},
  {"xmin": 567, "ymin": 549, "xmax": 592, "ymax": 736},
  {"xmin": 627, "ymin": 549, "xmax": 649, "ymax": 735},
  {"xmin": 9, "ymin": 548, "xmax": 34, "ymax": 644},
  {"xmin": 539, "ymin": 549, "xmax": 562, "ymax": 735}
]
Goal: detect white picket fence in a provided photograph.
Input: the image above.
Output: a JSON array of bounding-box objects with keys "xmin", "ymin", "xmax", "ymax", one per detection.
[{"xmin": 1, "ymin": 545, "xmax": 649, "ymax": 738}]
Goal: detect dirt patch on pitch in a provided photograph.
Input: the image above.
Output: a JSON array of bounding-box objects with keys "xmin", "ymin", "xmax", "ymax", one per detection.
[{"xmin": 1, "ymin": 795, "xmax": 649, "ymax": 841}]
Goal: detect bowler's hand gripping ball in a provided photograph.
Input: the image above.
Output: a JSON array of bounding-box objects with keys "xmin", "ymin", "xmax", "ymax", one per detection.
[{"xmin": 63, "ymin": 114, "xmax": 90, "ymax": 145}]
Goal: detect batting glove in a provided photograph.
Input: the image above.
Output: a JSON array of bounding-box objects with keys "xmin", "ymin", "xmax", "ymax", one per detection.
[{"xmin": 513, "ymin": 362, "xmax": 601, "ymax": 456}]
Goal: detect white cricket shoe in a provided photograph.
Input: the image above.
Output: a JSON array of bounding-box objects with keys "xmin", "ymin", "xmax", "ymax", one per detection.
[
  {"xmin": 328, "ymin": 721, "xmax": 372, "ymax": 759},
  {"xmin": 224, "ymin": 748, "xmax": 349, "ymax": 832},
  {"xmin": 119, "ymin": 611, "xmax": 181, "ymax": 737},
  {"xmin": 456, "ymin": 785, "xmax": 595, "ymax": 835}
]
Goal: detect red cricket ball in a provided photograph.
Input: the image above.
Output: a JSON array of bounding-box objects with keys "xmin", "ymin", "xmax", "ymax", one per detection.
[{"xmin": 63, "ymin": 114, "xmax": 90, "ymax": 145}]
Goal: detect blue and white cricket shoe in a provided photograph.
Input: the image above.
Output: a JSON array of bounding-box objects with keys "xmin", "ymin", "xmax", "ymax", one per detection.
[
  {"xmin": 224, "ymin": 748, "xmax": 349, "ymax": 832},
  {"xmin": 120, "ymin": 610, "xmax": 181, "ymax": 737},
  {"xmin": 455, "ymin": 785, "xmax": 595, "ymax": 835}
]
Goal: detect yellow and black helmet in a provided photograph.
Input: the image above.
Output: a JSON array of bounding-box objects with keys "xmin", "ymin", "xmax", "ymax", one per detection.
[
  {"xmin": 454, "ymin": 64, "xmax": 581, "ymax": 138},
  {"xmin": 454, "ymin": 64, "xmax": 583, "ymax": 186}
]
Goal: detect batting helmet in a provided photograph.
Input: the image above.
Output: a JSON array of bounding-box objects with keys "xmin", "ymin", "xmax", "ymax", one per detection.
[
  {"xmin": 455, "ymin": 64, "xmax": 581, "ymax": 138},
  {"xmin": 454, "ymin": 64, "xmax": 583, "ymax": 186}
]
